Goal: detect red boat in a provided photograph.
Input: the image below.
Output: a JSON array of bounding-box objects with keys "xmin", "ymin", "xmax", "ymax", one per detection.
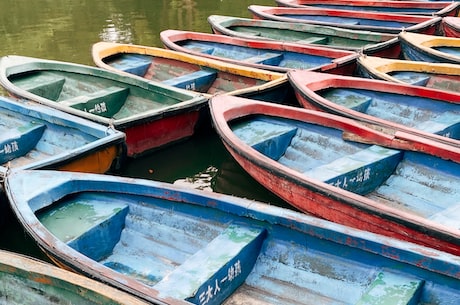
[
  {"xmin": 210, "ymin": 95, "xmax": 460, "ymax": 255},
  {"xmin": 275, "ymin": 0, "xmax": 460, "ymax": 17},
  {"xmin": 288, "ymin": 70, "xmax": 460, "ymax": 158},
  {"xmin": 249, "ymin": 5, "xmax": 442, "ymax": 34},
  {"xmin": 160, "ymin": 29, "xmax": 359, "ymax": 75},
  {"xmin": 440, "ymin": 17, "xmax": 460, "ymax": 37}
]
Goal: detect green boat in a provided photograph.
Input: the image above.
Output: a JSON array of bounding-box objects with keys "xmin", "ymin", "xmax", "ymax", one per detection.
[{"xmin": 208, "ymin": 15, "xmax": 400, "ymax": 58}]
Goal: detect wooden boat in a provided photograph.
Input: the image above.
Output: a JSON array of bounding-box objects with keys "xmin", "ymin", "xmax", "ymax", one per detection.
[
  {"xmin": 357, "ymin": 55, "xmax": 460, "ymax": 93},
  {"xmin": 275, "ymin": 0, "xmax": 460, "ymax": 17},
  {"xmin": 209, "ymin": 95, "xmax": 460, "ymax": 255},
  {"xmin": 160, "ymin": 29, "xmax": 359, "ymax": 75},
  {"xmin": 0, "ymin": 55, "xmax": 209, "ymax": 158},
  {"xmin": 91, "ymin": 41, "xmax": 293, "ymax": 104},
  {"xmin": 0, "ymin": 250, "xmax": 149, "ymax": 305},
  {"xmin": 248, "ymin": 5, "xmax": 442, "ymax": 34},
  {"xmin": 400, "ymin": 31, "xmax": 460, "ymax": 64},
  {"xmin": 5, "ymin": 169, "xmax": 460, "ymax": 304},
  {"xmin": 0, "ymin": 95, "xmax": 125, "ymax": 176},
  {"xmin": 440, "ymin": 16, "xmax": 460, "ymax": 37},
  {"xmin": 288, "ymin": 70, "xmax": 460, "ymax": 152},
  {"xmin": 207, "ymin": 15, "xmax": 401, "ymax": 58}
]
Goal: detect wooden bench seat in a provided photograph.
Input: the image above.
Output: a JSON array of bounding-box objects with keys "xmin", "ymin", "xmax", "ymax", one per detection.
[
  {"xmin": 304, "ymin": 145, "xmax": 402, "ymax": 194},
  {"xmin": 162, "ymin": 69, "xmax": 218, "ymax": 92},
  {"xmin": 391, "ymin": 71, "xmax": 431, "ymax": 86},
  {"xmin": 111, "ymin": 54, "xmax": 152, "ymax": 77},
  {"xmin": 60, "ymin": 86, "xmax": 129, "ymax": 118},
  {"xmin": 232, "ymin": 119, "xmax": 298, "ymax": 160},
  {"xmin": 0, "ymin": 121, "xmax": 46, "ymax": 163},
  {"xmin": 153, "ymin": 224, "xmax": 266, "ymax": 304},
  {"xmin": 15, "ymin": 75, "xmax": 66, "ymax": 101},
  {"xmin": 416, "ymin": 111, "xmax": 460, "ymax": 137},
  {"xmin": 37, "ymin": 196, "xmax": 129, "ymax": 262},
  {"xmin": 241, "ymin": 52, "xmax": 284, "ymax": 65},
  {"xmin": 356, "ymin": 271, "xmax": 424, "ymax": 305},
  {"xmin": 322, "ymin": 88, "xmax": 373, "ymax": 112},
  {"xmin": 296, "ymin": 36, "xmax": 329, "ymax": 45}
]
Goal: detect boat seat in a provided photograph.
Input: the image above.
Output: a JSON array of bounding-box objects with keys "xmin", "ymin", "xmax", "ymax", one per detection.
[
  {"xmin": 416, "ymin": 112, "xmax": 460, "ymax": 137},
  {"xmin": 59, "ymin": 86, "xmax": 129, "ymax": 118},
  {"xmin": 429, "ymin": 202, "xmax": 460, "ymax": 229},
  {"xmin": 153, "ymin": 224, "xmax": 266, "ymax": 304},
  {"xmin": 304, "ymin": 145, "xmax": 402, "ymax": 195},
  {"xmin": 15, "ymin": 76, "xmax": 66, "ymax": 101},
  {"xmin": 188, "ymin": 44, "xmax": 215, "ymax": 55},
  {"xmin": 296, "ymin": 36, "xmax": 329, "ymax": 45},
  {"xmin": 162, "ymin": 69, "xmax": 218, "ymax": 91},
  {"xmin": 232, "ymin": 119, "xmax": 298, "ymax": 160},
  {"xmin": 322, "ymin": 88, "xmax": 372, "ymax": 113},
  {"xmin": 111, "ymin": 54, "xmax": 152, "ymax": 77},
  {"xmin": 391, "ymin": 71, "xmax": 431, "ymax": 86},
  {"xmin": 356, "ymin": 271, "xmax": 424, "ymax": 305},
  {"xmin": 0, "ymin": 122, "xmax": 46, "ymax": 164},
  {"xmin": 37, "ymin": 196, "xmax": 129, "ymax": 262},
  {"xmin": 241, "ymin": 52, "xmax": 284, "ymax": 66}
]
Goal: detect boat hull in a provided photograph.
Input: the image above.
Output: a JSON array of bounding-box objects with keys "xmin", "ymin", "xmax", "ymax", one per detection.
[
  {"xmin": 399, "ymin": 31, "xmax": 460, "ymax": 64},
  {"xmin": 92, "ymin": 42, "xmax": 292, "ymax": 104},
  {"xmin": 207, "ymin": 15, "xmax": 401, "ymax": 58},
  {"xmin": 0, "ymin": 96, "xmax": 125, "ymax": 176},
  {"xmin": 288, "ymin": 70, "xmax": 460, "ymax": 154},
  {"xmin": 0, "ymin": 250, "xmax": 149, "ymax": 305},
  {"xmin": 209, "ymin": 95, "xmax": 460, "ymax": 255},
  {"xmin": 357, "ymin": 55, "xmax": 460, "ymax": 93},
  {"xmin": 5, "ymin": 169, "xmax": 460, "ymax": 304},
  {"xmin": 248, "ymin": 5, "xmax": 442, "ymax": 34},
  {"xmin": 0, "ymin": 55, "xmax": 208, "ymax": 158},
  {"xmin": 160, "ymin": 29, "xmax": 359, "ymax": 75},
  {"xmin": 440, "ymin": 17, "xmax": 460, "ymax": 37},
  {"xmin": 275, "ymin": 0, "xmax": 460, "ymax": 17}
]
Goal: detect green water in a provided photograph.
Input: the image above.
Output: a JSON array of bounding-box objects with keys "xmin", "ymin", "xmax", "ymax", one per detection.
[{"xmin": 0, "ymin": 0, "xmax": 290, "ymax": 260}]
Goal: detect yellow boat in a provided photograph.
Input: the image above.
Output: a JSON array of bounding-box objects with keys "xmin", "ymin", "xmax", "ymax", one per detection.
[
  {"xmin": 399, "ymin": 31, "xmax": 460, "ymax": 64},
  {"xmin": 357, "ymin": 55, "xmax": 460, "ymax": 93},
  {"xmin": 92, "ymin": 41, "xmax": 292, "ymax": 104}
]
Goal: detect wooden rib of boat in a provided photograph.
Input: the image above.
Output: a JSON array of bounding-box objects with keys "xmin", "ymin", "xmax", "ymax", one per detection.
[
  {"xmin": 275, "ymin": 0, "xmax": 460, "ymax": 17},
  {"xmin": 288, "ymin": 70, "xmax": 460, "ymax": 152},
  {"xmin": 357, "ymin": 55, "xmax": 460, "ymax": 93},
  {"xmin": 209, "ymin": 95, "xmax": 460, "ymax": 256},
  {"xmin": 0, "ymin": 250, "xmax": 149, "ymax": 305},
  {"xmin": 248, "ymin": 5, "xmax": 442, "ymax": 34},
  {"xmin": 0, "ymin": 95, "xmax": 124, "ymax": 176},
  {"xmin": 400, "ymin": 31, "xmax": 460, "ymax": 64},
  {"xmin": 160, "ymin": 29, "xmax": 359, "ymax": 75},
  {"xmin": 207, "ymin": 15, "xmax": 401, "ymax": 58},
  {"xmin": 440, "ymin": 16, "xmax": 460, "ymax": 37},
  {"xmin": 91, "ymin": 41, "xmax": 293, "ymax": 104},
  {"xmin": 5, "ymin": 169, "xmax": 460, "ymax": 304},
  {"xmin": 0, "ymin": 55, "xmax": 209, "ymax": 158}
]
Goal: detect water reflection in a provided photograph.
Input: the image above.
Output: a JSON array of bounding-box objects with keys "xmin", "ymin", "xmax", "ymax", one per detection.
[{"xmin": 100, "ymin": 13, "xmax": 134, "ymax": 43}]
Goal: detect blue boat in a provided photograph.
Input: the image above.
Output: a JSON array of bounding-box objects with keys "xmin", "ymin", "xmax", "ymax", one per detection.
[
  {"xmin": 4, "ymin": 169, "xmax": 460, "ymax": 304},
  {"xmin": 0, "ymin": 96, "xmax": 125, "ymax": 177}
]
